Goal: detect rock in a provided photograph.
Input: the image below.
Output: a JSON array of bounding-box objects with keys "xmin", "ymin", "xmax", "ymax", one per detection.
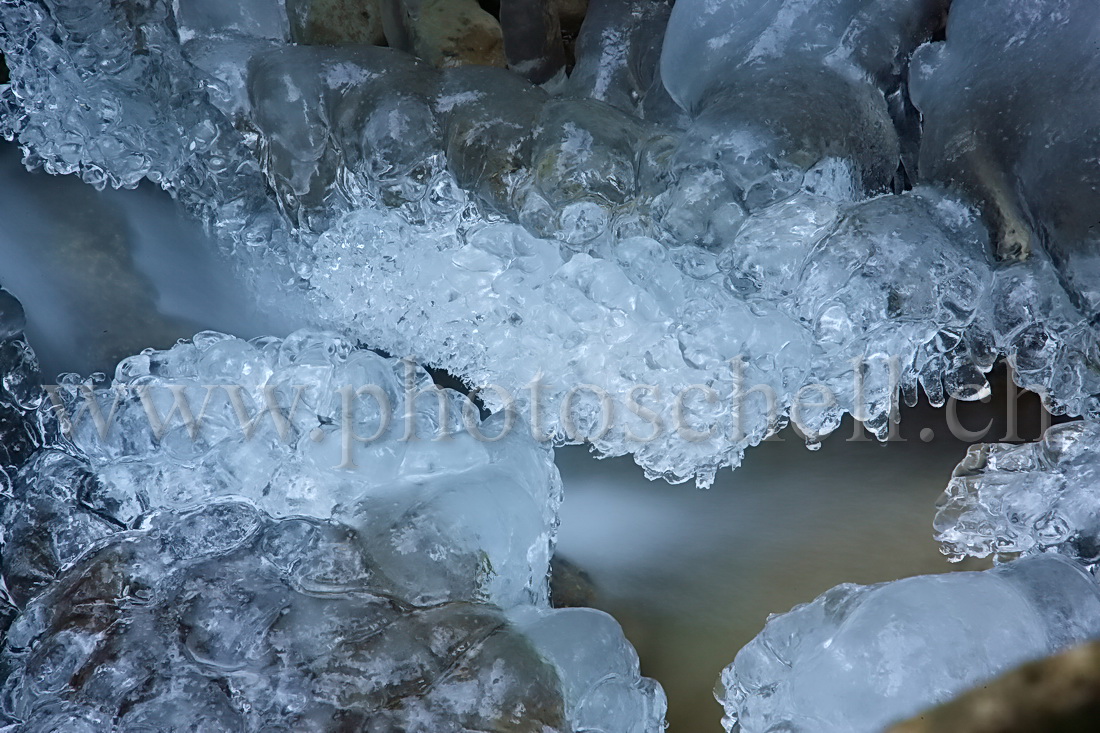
[
  {"xmin": 887, "ymin": 640, "xmax": 1100, "ymax": 733},
  {"xmin": 499, "ymin": 0, "xmax": 566, "ymax": 83},
  {"xmin": 553, "ymin": 0, "xmax": 588, "ymax": 36},
  {"xmin": 553, "ymin": 0, "xmax": 588, "ymax": 69},
  {"xmin": 549, "ymin": 556, "xmax": 597, "ymax": 608},
  {"xmin": 287, "ymin": 0, "xmax": 387, "ymax": 46},
  {"xmin": 382, "ymin": 0, "xmax": 507, "ymax": 68}
]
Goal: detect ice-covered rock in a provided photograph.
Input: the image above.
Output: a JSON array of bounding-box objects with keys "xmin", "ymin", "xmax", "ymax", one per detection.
[
  {"xmin": 566, "ymin": 0, "xmax": 671, "ymax": 117},
  {"xmin": 935, "ymin": 420, "xmax": 1100, "ymax": 568},
  {"xmin": 36, "ymin": 330, "xmax": 558, "ymax": 609},
  {"xmin": 910, "ymin": 0, "xmax": 1100, "ymax": 318},
  {"xmin": 380, "ymin": 0, "xmax": 507, "ymax": 69},
  {"xmin": 661, "ymin": 0, "xmax": 948, "ymax": 113},
  {"xmin": 661, "ymin": 0, "xmax": 949, "ymax": 202},
  {"xmin": 499, "ymin": 0, "xmax": 566, "ymax": 84},
  {"xmin": 0, "ymin": 330, "xmax": 666, "ymax": 730},
  {"xmin": 287, "ymin": 0, "xmax": 387, "ymax": 46},
  {"xmin": 0, "ymin": 500, "xmax": 660, "ymax": 731},
  {"xmin": 887, "ymin": 639, "xmax": 1100, "ymax": 733},
  {"xmin": 717, "ymin": 553, "xmax": 1100, "ymax": 733}
]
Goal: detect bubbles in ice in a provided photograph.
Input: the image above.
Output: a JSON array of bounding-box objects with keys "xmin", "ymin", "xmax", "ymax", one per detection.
[
  {"xmin": 935, "ymin": 421, "xmax": 1100, "ymax": 568},
  {"xmin": 2, "ymin": 0, "xmax": 1099, "ymax": 487}
]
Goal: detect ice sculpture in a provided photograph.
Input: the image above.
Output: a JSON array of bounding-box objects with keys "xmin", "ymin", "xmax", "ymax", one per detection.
[
  {"xmin": 717, "ymin": 553, "xmax": 1100, "ymax": 733},
  {"xmin": 0, "ymin": 329, "xmax": 665, "ymax": 731},
  {"xmin": 936, "ymin": 420, "xmax": 1100, "ymax": 569},
  {"xmin": 1, "ymin": 0, "xmax": 1099, "ymax": 484}
]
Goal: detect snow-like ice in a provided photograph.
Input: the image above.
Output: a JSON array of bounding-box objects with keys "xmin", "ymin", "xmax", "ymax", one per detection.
[{"xmin": 2, "ymin": 0, "xmax": 1099, "ymax": 485}]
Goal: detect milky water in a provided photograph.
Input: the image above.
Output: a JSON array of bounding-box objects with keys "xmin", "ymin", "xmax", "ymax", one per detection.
[
  {"xmin": 555, "ymin": 382, "xmax": 1058, "ymax": 731},
  {"xmin": 0, "ymin": 143, "xmax": 289, "ymax": 378}
]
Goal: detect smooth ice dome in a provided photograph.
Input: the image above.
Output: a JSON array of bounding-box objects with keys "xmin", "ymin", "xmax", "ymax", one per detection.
[
  {"xmin": 717, "ymin": 554, "xmax": 1100, "ymax": 733},
  {"xmin": 910, "ymin": 0, "xmax": 1100, "ymax": 312},
  {"xmin": 0, "ymin": 329, "xmax": 665, "ymax": 731}
]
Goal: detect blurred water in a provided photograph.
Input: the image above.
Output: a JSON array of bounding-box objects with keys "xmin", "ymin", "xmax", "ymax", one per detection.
[
  {"xmin": 0, "ymin": 142, "xmax": 289, "ymax": 379},
  {"xmin": 556, "ymin": 388, "xmax": 1053, "ymax": 732}
]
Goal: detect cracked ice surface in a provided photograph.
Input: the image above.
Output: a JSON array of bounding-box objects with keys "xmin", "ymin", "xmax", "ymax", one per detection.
[
  {"xmin": 2, "ymin": 0, "xmax": 1099, "ymax": 486},
  {"xmin": 0, "ymin": 329, "xmax": 665, "ymax": 731}
]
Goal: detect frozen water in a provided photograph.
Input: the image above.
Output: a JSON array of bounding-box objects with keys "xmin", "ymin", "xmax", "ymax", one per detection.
[
  {"xmin": 661, "ymin": 0, "xmax": 948, "ymax": 113},
  {"xmin": 566, "ymin": 0, "xmax": 672, "ymax": 118},
  {"xmin": 2, "ymin": 0, "xmax": 1100, "ymax": 728},
  {"xmin": 660, "ymin": 0, "xmax": 949, "ymax": 200},
  {"xmin": 0, "ymin": 501, "xmax": 659, "ymax": 731},
  {"xmin": 0, "ymin": 329, "xmax": 666, "ymax": 730},
  {"xmin": 936, "ymin": 421, "xmax": 1100, "ymax": 568},
  {"xmin": 36, "ymin": 330, "xmax": 559, "ymax": 608},
  {"xmin": 717, "ymin": 553, "xmax": 1100, "ymax": 733},
  {"xmin": 2, "ymin": 0, "xmax": 1099, "ymax": 489},
  {"xmin": 910, "ymin": 0, "xmax": 1100, "ymax": 314},
  {"xmin": 0, "ymin": 285, "xmax": 43, "ymax": 495}
]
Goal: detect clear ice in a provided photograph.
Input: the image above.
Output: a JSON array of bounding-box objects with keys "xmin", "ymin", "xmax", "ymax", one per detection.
[
  {"xmin": 717, "ymin": 553, "xmax": 1100, "ymax": 733},
  {"xmin": 936, "ymin": 420, "xmax": 1100, "ymax": 569},
  {"xmin": 2, "ymin": 0, "xmax": 1100, "ymax": 729},
  {"xmin": 0, "ymin": 325, "xmax": 665, "ymax": 731},
  {"xmin": 717, "ymin": 418, "xmax": 1100, "ymax": 732},
  {"xmin": 2, "ymin": 0, "xmax": 1098, "ymax": 485}
]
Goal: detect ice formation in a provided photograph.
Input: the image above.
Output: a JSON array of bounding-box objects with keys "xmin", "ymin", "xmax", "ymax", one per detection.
[
  {"xmin": 0, "ymin": 0, "xmax": 1099, "ymax": 729},
  {"xmin": 910, "ymin": 0, "xmax": 1100, "ymax": 311},
  {"xmin": 0, "ymin": 324, "xmax": 665, "ymax": 731},
  {"xmin": 935, "ymin": 420, "xmax": 1100, "ymax": 569},
  {"xmin": 1, "ymin": 0, "xmax": 1097, "ymax": 485},
  {"xmin": 716, "ymin": 553, "xmax": 1100, "ymax": 733}
]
